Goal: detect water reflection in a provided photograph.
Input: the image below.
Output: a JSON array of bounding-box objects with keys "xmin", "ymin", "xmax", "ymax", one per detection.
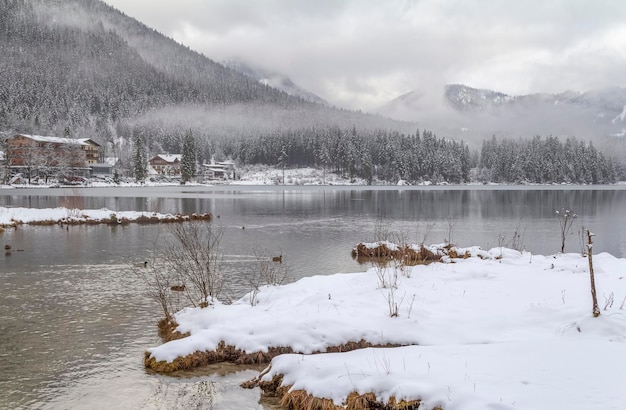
[{"xmin": 141, "ymin": 364, "xmax": 276, "ymax": 410}]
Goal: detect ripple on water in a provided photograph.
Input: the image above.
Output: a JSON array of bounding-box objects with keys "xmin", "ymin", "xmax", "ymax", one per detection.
[{"xmin": 1, "ymin": 262, "xmax": 276, "ymax": 410}]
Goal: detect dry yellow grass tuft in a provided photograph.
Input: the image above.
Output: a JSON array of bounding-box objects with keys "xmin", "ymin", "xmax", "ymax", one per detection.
[
  {"xmin": 345, "ymin": 392, "xmax": 378, "ymax": 410},
  {"xmin": 280, "ymin": 389, "xmax": 342, "ymax": 410},
  {"xmin": 157, "ymin": 318, "xmax": 189, "ymax": 342},
  {"xmin": 352, "ymin": 242, "xmax": 442, "ymax": 266}
]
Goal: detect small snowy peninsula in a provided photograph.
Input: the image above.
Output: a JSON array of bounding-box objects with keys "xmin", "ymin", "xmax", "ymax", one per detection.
[
  {"xmin": 0, "ymin": 206, "xmax": 210, "ymax": 228},
  {"xmin": 145, "ymin": 244, "xmax": 626, "ymax": 410}
]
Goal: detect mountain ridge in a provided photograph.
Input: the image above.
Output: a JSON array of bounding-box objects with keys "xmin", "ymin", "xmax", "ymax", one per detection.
[{"xmin": 378, "ymin": 83, "xmax": 626, "ymax": 139}]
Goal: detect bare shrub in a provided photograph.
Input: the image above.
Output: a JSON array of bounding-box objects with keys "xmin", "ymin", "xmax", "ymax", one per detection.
[
  {"xmin": 556, "ymin": 208, "xmax": 577, "ymax": 253},
  {"xmin": 373, "ymin": 211, "xmax": 391, "ymax": 242},
  {"xmin": 246, "ymin": 249, "xmax": 290, "ymax": 306},
  {"xmin": 162, "ymin": 221, "xmax": 227, "ymax": 308},
  {"xmin": 133, "ymin": 257, "xmax": 176, "ymax": 324},
  {"xmin": 367, "ymin": 215, "xmax": 421, "ymax": 317},
  {"xmin": 374, "ymin": 260, "xmax": 389, "ymax": 289},
  {"xmin": 390, "ymin": 230, "xmax": 410, "ymax": 278},
  {"xmin": 375, "ymin": 251, "xmax": 410, "ymax": 317},
  {"xmin": 380, "ymin": 267, "xmax": 402, "ymax": 317},
  {"xmin": 418, "ymin": 222, "xmax": 436, "ymax": 247},
  {"xmin": 445, "ymin": 217, "xmax": 456, "ymax": 245},
  {"xmin": 509, "ymin": 218, "xmax": 526, "ymax": 251},
  {"xmin": 496, "ymin": 220, "xmax": 526, "ymax": 257}
]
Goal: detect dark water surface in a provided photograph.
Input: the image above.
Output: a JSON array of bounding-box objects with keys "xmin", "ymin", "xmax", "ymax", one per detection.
[{"xmin": 2, "ymin": 185, "xmax": 626, "ymax": 409}]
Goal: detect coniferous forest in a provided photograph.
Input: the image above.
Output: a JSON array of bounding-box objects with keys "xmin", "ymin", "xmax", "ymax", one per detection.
[
  {"xmin": 0, "ymin": 0, "xmax": 623, "ymax": 184},
  {"xmin": 479, "ymin": 136, "xmax": 617, "ymax": 184}
]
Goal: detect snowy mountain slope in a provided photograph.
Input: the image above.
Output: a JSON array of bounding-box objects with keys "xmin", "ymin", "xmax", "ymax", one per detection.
[
  {"xmin": 445, "ymin": 84, "xmax": 514, "ymax": 110},
  {"xmin": 2, "ymin": 0, "xmax": 411, "ymax": 141},
  {"xmin": 224, "ymin": 60, "xmax": 328, "ymax": 105}
]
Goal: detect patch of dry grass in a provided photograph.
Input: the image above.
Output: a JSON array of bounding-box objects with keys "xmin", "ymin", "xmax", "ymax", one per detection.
[
  {"xmin": 157, "ymin": 318, "xmax": 189, "ymax": 342},
  {"xmin": 352, "ymin": 242, "xmax": 442, "ymax": 266},
  {"xmin": 352, "ymin": 242, "xmax": 476, "ymax": 266},
  {"xmin": 146, "ymin": 338, "xmax": 403, "ymax": 374},
  {"xmin": 256, "ymin": 374, "xmax": 437, "ymax": 410},
  {"xmin": 144, "ymin": 342, "xmax": 297, "ymax": 373}
]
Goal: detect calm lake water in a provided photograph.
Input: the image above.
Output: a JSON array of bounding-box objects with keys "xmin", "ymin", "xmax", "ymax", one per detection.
[{"xmin": 2, "ymin": 184, "xmax": 626, "ymax": 409}]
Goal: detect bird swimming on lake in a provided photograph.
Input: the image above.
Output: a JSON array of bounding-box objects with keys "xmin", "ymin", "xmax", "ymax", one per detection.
[
  {"xmin": 134, "ymin": 261, "xmax": 148, "ymax": 268},
  {"xmin": 4, "ymin": 244, "xmax": 11, "ymax": 251}
]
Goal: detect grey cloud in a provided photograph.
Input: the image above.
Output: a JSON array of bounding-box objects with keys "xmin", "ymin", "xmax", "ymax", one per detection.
[{"xmin": 103, "ymin": 0, "xmax": 626, "ymax": 111}]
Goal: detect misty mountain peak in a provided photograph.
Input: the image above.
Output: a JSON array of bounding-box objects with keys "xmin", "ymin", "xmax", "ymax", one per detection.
[
  {"xmin": 444, "ymin": 84, "xmax": 514, "ymax": 111},
  {"xmin": 223, "ymin": 59, "xmax": 327, "ymax": 105}
]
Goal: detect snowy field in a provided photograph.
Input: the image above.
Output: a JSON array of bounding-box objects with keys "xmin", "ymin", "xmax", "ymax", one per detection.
[{"xmin": 146, "ymin": 246, "xmax": 626, "ymax": 409}]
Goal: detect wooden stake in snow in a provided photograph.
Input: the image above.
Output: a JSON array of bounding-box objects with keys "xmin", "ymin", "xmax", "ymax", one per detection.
[{"xmin": 587, "ymin": 230, "xmax": 600, "ymax": 317}]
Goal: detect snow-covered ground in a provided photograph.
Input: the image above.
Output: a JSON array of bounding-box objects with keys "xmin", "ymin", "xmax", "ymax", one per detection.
[
  {"xmin": 4, "ymin": 166, "xmax": 623, "ymax": 188},
  {"xmin": 232, "ymin": 166, "xmax": 367, "ymax": 185},
  {"xmin": 0, "ymin": 167, "xmax": 370, "ymax": 189},
  {"xmin": 146, "ymin": 245, "xmax": 626, "ymax": 409}
]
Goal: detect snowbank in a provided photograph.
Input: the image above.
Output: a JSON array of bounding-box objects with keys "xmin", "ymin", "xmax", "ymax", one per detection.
[
  {"xmin": 0, "ymin": 206, "xmax": 210, "ymax": 227},
  {"xmin": 146, "ymin": 246, "xmax": 626, "ymax": 409}
]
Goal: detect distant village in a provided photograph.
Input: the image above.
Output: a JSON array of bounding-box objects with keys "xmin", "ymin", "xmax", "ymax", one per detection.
[{"xmin": 0, "ymin": 133, "xmax": 236, "ymax": 185}]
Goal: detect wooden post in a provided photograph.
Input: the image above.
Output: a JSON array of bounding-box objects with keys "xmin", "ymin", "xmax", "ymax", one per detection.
[{"xmin": 587, "ymin": 230, "xmax": 600, "ymax": 317}]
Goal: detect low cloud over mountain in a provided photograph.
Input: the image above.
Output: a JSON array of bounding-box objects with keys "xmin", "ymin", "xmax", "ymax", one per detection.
[{"xmin": 379, "ymin": 84, "xmax": 626, "ymax": 140}]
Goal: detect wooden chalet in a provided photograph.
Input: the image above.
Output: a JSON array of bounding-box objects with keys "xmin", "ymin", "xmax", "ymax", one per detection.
[
  {"xmin": 6, "ymin": 134, "xmax": 101, "ymax": 180},
  {"xmin": 148, "ymin": 154, "xmax": 182, "ymax": 176}
]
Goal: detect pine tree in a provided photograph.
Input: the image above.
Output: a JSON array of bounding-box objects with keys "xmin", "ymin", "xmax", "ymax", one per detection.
[
  {"xmin": 133, "ymin": 131, "xmax": 147, "ymax": 182},
  {"xmin": 181, "ymin": 130, "xmax": 196, "ymax": 183},
  {"xmin": 0, "ymin": 133, "xmax": 10, "ymax": 184}
]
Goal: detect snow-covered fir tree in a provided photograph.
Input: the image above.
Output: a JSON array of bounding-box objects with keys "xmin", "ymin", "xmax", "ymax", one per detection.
[
  {"xmin": 132, "ymin": 132, "xmax": 147, "ymax": 182},
  {"xmin": 181, "ymin": 130, "xmax": 196, "ymax": 183}
]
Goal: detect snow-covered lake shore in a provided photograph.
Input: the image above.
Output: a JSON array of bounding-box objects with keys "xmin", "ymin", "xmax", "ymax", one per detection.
[
  {"xmin": 0, "ymin": 167, "xmax": 369, "ymax": 189},
  {"xmin": 144, "ymin": 244, "xmax": 626, "ymax": 409}
]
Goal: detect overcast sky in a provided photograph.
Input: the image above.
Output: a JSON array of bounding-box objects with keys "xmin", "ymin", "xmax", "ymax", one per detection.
[{"xmin": 102, "ymin": 0, "xmax": 626, "ymax": 111}]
